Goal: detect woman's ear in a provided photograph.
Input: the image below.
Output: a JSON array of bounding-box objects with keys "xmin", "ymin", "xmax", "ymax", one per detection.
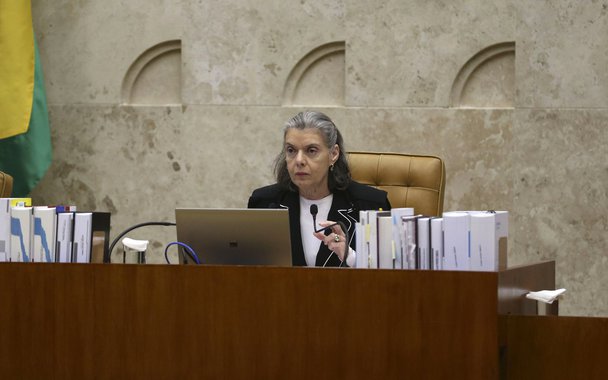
[{"xmin": 330, "ymin": 144, "xmax": 340, "ymax": 164}]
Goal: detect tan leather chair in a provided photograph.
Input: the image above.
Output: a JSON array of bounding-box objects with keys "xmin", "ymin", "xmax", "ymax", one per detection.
[
  {"xmin": 0, "ymin": 171, "xmax": 13, "ymax": 198},
  {"xmin": 348, "ymin": 152, "xmax": 445, "ymax": 216}
]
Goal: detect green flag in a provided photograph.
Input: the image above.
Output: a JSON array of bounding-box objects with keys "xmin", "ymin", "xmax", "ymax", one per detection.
[{"xmin": 0, "ymin": 2, "xmax": 52, "ymax": 197}]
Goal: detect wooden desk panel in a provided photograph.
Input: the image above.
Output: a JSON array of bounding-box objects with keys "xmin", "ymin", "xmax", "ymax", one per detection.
[
  {"xmin": 498, "ymin": 261, "xmax": 557, "ymax": 316},
  {"xmin": 502, "ymin": 315, "xmax": 608, "ymax": 380},
  {"xmin": 0, "ymin": 264, "xmax": 501, "ymax": 380}
]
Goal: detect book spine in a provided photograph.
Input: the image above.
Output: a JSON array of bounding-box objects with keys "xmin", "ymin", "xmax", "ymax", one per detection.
[
  {"xmin": 355, "ymin": 222, "xmax": 365, "ymax": 269},
  {"xmin": 400, "ymin": 216, "xmax": 419, "ymax": 270},
  {"xmin": 56, "ymin": 212, "xmax": 74, "ymax": 263},
  {"xmin": 73, "ymin": 213, "xmax": 93, "ymax": 263},
  {"xmin": 33, "ymin": 207, "xmax": 57, "ymax": 263},
  {"xmin": 442, "ymin": 212, "xmax": 470, "ymax": 271},
  {"xmin": 430, "ymin": 218, "xmax": 444, "ymax": 270},
  {"xmin": 377, "ymin": 216, "xmax": 393, "ymax": 269},
  {"xmin": 417, "ymin": 217, "xmax": 431, "ymax": 270},
  {"xmin": 469, "ymin": 213, "xmax": 496, "ymax": 271},
  {"xmin": 10, "ymin": 206, "xmax": 33, "ymax": 262},
  {"xmin": 390, "ymin": 208, "xmax": 414, "ymax": 270},
  {"xmin": 358, "ymin": 210, "xmax": 371, "ymax": 269},
  {"xmin": 0, "ymin": 199, "xmax": 9, "ymax": 262}
]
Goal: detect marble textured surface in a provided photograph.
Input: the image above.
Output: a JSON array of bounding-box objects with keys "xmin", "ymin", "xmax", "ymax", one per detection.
[
  {"xmin": 181, "ymin": 0, "xmax": 346, "ymax": 105},
  {"xmin": 511, "ymin": 109, "xmax": 608, "ymax": 316},
  {"xmin": 515, "ymin": 0, "xmax": 608, "ymax": 108},
  {"xmin": 345, "ymin": 1, "xmax": 515, "ymax": 107},
  {"xmin": 30, "ymin": 1, "xmax": 608, "ymax": 316},
  {"xmin": 128, "ymin": 47, "xmax": 182, "ymax": 105},
  {"xmin": 33, "ymin": 0, "xmax": 182, "ymax": 104},
  {"xmin": 457, "ymin": 51, "xmax": 515, "ymax": 107}
]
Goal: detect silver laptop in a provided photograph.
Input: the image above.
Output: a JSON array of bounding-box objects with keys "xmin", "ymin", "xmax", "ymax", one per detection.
[{"xmin": 175, "ymin": 208, "xmax": 292, "ymax": 266}]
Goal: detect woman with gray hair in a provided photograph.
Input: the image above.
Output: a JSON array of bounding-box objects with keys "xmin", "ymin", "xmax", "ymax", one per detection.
[{"xmin": 248, "ymin": 111, "xmax": 390, "ymax": 267}]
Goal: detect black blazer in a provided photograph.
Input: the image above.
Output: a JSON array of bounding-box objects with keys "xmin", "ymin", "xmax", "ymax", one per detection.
[{"xmin": 247, "ymin": 181, "xmax": 391, "ymax": 267}]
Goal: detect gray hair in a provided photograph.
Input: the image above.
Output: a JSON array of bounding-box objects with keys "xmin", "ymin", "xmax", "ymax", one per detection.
[{"xmin": 274, "ymin": 111, "xmax": 351, "ymax": 191}]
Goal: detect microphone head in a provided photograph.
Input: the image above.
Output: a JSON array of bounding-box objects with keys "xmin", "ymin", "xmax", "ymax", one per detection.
[{"xmin": 310, "ymin": 204, "xmax": 318, "ymax": 216}]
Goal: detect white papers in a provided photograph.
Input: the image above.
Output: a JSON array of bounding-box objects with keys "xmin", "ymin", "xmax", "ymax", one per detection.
[{"xmin": 526, "ymin": 288, "xmax": 566, "ymax": 304}]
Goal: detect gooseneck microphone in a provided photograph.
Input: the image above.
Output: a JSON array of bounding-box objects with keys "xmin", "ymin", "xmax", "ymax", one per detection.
[
  {"xmin": 310, "ymin": 204, "xmax": 338, "ymax": 236},
  {"xmin": 310, "ymin": 204, "xmax": 319, "ymax": 230}
]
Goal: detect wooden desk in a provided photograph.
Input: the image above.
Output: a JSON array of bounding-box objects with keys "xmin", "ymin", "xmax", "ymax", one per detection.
[
  {"xmin": 501, "ymin": 315, "xmax": 608, "ymax": 380},
  {"xmin": 0, "ymin": 262, "xmax": 554, "ymax": 379}
]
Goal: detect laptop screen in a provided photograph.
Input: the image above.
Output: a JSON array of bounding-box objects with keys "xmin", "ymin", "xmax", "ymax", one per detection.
[{"xmin": 175, "ymin": 208, "xmax": 292, "ymax": 266}]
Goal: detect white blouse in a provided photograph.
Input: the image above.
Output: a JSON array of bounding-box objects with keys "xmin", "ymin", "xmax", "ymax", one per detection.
[{"xmin": 299, "ymin": 194, "xmax": 333, "ymax": 267}]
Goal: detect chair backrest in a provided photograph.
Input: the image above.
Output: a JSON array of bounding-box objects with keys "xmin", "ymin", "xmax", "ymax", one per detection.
[
  {"xmin": 0, "ymin": 171, "xmax": 13, "ymax": 198},
  {"xmin": 348, "ymin": 152, "xmax": 445, "ymax": 216}
]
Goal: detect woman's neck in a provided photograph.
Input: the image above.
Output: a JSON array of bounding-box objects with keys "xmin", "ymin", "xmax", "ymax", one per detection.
[{"xmin": 298, "ymin": 185, "xmax": 331, "ymax": 200}]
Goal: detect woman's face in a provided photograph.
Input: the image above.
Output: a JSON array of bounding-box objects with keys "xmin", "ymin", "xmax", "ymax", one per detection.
[{"xmin": 284, "ymin": 128, "xmax": 339, "ymax": 200}]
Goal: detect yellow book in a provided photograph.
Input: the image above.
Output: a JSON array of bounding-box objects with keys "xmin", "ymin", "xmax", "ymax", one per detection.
[{"xmin": 9, "ymin": 198, "xmax": 32, "ymax": 207}]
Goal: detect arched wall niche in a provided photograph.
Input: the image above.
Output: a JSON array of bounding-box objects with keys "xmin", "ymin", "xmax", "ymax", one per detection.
[
  {"xmin": 283, "ymin": 41, "xmax": 346, "ymax": 107},
  {"xmin": 450, "ymin": 42, "xmax": 515, "ymax": 108},
  {"xmin": 122, "ymin": 40, "xmax": 182, "ymax": 105}
]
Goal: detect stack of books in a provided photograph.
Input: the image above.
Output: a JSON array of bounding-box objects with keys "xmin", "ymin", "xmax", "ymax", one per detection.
[
  {"xmin": 0, "ymin": 197, "xmax": 111, "ymax": 263},
  {"xmin": 356, "ymin": 208, "xmax": 508, "ymax": 271}
]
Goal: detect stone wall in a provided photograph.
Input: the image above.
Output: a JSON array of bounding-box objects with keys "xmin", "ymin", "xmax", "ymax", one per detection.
[{"xmin": 31, "ymin": 0, "xmax": 608, "ymax": 316}]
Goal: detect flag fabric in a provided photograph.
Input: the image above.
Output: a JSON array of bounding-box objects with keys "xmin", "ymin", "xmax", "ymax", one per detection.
[{"xmin": 0, "ymin": 1, "xmax": 52, "ymax": 197}]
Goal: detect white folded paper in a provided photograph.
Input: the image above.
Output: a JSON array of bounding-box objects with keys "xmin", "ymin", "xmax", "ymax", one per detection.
[
  {"xmin": 525, "ymin": 288, "xmax": 566, "ymax": 304},
  {"xmin": 122, "ymin": 237, "xmax": 149, "ymax": 252}
]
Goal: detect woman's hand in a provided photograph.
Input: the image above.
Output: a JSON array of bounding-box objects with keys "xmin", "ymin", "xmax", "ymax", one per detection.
[{"xmin": 313, "ymin": 221, "xmax": 347, "ymax": 261}]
